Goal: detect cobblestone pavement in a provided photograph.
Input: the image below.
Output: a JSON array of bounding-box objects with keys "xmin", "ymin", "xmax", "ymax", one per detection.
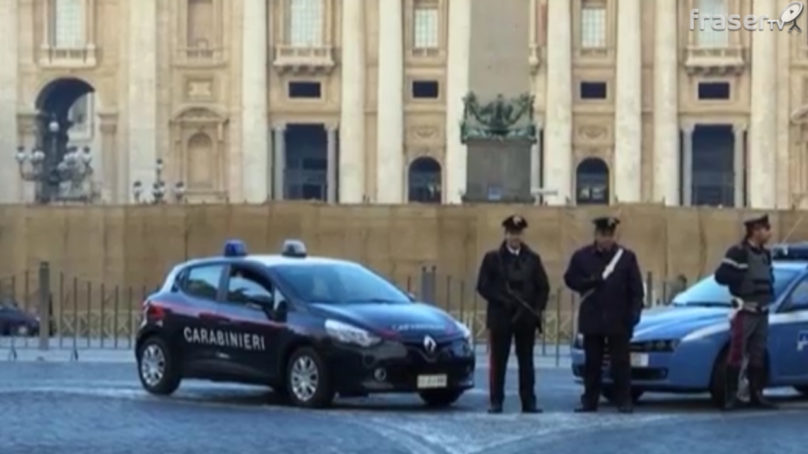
[{"xmin": 2, "ymin": 363, "xmax": 807, "ymax": 454}]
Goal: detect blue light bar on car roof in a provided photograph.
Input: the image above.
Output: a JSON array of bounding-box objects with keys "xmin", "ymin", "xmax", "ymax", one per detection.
[
  {"xmin": 771, "ymin": 242, "xmax": 808, "ymax": 261},
  {"xmin": 223, "ymin": 239, "xmax": 248, "ymax": 257}
]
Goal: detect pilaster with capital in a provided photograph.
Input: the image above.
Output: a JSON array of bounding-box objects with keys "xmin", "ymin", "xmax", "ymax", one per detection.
[
  {"xmin": 339, "ymin": 0, "xmax": 366, "ymax": 203},
  {"xmin": 544, "ymin": 0, "xmax": 573, "ymax": 205},
  {"xmin": 272, "ymin": 124, "xmax": 286, "ymax": 201},
  {"xmin": 682, "ymin": 123, "xmax": 695, "ymax": 207},
  {"xmin": 242, "ymin": 0, "xmax": 270, "ymax": 203},
  {"xmin": 733, "ymin": 123, "xmax": 746, "ymax": 208},
  {"xmin": 99, "ymin": 112, "xmax": 119, "ymax": 203},
  {"xmin": 326, "ymin": 123, "xmax": 338, "ymax": 203},
  {"xmin": 614, "ymin": 0, "xmax": 642, "ymax": 203},
  {"xmin": 376, "ymin": 0, "xmax": 404, "ymax": 204},
  {"xmin": 445, "ymin": 0, "xmax": 471, "ymax": 204},
  {"xmin": 653, "ymin": 0, "xmax": 679, "ymax": 206},
  {"xmin": 0, "ymin": 0, "xmax": 19, "ymax": 202}
]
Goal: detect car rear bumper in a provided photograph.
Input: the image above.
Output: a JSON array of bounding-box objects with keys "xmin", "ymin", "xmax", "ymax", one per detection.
[{"xmin": 325, "ymin": 338, "xmax": 476, "ymax": 394}]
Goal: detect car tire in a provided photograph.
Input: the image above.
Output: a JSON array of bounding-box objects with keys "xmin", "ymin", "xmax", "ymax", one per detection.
[
  {"xmin": 709, "ymin": 348, "xmax": 730, "ymax": 408},
  {"xmin": 601, "ymin": 386, "xmax": 644, "ymax": 404},
  {"xmin": 136, "ymin": 336, "xmax": 181, "ymax": 396},
  {"xmin": 794, "ymin": 386, "xmax": 808, "ymax": 397},
  {"xmin": 285, "ymin": 347, "xmax": 334, "ymax": 408},
  {"xmin": 419, "ymin": 389, "xmax": 464, "ymax": 408},
  {"xmin": 16, "ymin": 324, "xmax": 29, "ymax": 337}
]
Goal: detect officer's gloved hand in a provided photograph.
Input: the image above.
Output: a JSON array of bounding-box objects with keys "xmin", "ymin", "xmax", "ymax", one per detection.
[{"xmin": 584, "ymin": 274, "xmax": 604, "ymax": 289}]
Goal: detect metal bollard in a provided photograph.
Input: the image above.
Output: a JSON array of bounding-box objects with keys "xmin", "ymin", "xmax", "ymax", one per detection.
[
  {"xmin": 555, "ymin": 290, "xmax": 561, "ymax": 367},
  {"xmin": 38, "ymin": 262, "xmax": 50, "ymax": 351}
]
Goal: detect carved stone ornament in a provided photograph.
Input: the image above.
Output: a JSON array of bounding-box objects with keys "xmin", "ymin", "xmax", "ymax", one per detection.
[
  {"xmin": 460, "ymin": 92, "xmax": 537, "ymax": 143},
  {"xmin": 577, "ymin": 124, "xmax": 608, "ymax": 141},
  {"xmin": 407, "ymin": 124, "xmax": 443, "ymax": 145}
]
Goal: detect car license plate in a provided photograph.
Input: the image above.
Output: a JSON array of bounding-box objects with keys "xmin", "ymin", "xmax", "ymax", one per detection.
[
  {"xmin": 417, "ymin": 374, "xmax": 447, "ymax": 389},
  {"xmin": 630, "ymin": 353, "xmax": 649, "ymax": 367}
]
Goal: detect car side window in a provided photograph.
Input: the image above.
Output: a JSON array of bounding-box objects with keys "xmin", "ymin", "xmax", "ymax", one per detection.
[
  {"xmin": 182, "ymin": 265, "xmax": 224, "ymax": 301},
  {"xmin": 787, "ymin": 278, "xmax": 808, "ymax": 311},
  {"xmin": 226, "ymin": 267, "xmax": 273, "ymax": 304}
]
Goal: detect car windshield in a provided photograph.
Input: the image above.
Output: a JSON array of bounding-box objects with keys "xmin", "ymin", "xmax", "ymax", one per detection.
[
  {"xmin": 272, "ymin": 263, "xmax": 411, "ymax": 304},
  {"xmin": 672, "ymin": 268, "xmax": 799, "ymax": 307}
]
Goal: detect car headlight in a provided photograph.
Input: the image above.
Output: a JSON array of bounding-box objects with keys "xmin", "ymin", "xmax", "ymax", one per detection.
[
  {"xmin": 633, "ymin": 339, "xmax": 679, "ymax": 352},
  {"xmin": 324, "ymin": 319, "xmax": 381, "ymax": 348},
  {"xmin": 454, "ymin": 320, "xmax": 471, "ymax": 340}
]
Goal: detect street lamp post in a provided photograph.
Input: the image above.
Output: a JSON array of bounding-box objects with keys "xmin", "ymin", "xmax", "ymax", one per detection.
[
  {"xmin": 133, "ymin": 159, "xmax": 186, "ymax": 204},
  {"xmin": 15, "ymin": 121, "xmax": 97, "ymax": 204}
]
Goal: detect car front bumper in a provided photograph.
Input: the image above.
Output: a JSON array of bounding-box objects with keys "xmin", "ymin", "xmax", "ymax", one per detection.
[
  {"xmin": 324, "ymin": 337, "xmax": 476, "ymax": 394},
  {"xmin": 570, "ymin": 339, "xmax": 718, "ymax": 392}
]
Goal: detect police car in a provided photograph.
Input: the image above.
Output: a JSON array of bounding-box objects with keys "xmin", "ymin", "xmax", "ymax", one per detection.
[
  {"xmin": 135, "ymin": 240, "xmax": 475, "ymax": 408},
  {"xmin": 571, "ymin": 243, "xmax": 808, "ymax": 407}
]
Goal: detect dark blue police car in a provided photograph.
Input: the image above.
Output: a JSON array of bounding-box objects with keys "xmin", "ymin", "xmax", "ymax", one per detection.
[{"xmin": 135, "ymin": 240, "xmax": 475, "ymax": 408}]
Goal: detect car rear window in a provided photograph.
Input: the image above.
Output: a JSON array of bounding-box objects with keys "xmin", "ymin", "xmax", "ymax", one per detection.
[
  {"xmin": 672, "ymin": 268, "xmax": 799, "ymax": 306},
  {"xmin": 272, "ymin": 263, "xmax": 410, "ymax": 304}
]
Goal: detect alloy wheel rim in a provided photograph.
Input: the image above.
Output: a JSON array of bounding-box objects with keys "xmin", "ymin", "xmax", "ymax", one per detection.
[
  {"xmin": 290, "ymin": 355, "xmax": 319, "ymax": 402},
  {"xmin": 140, "ymin": 344, "xmax": 166, "ymax": 387}
]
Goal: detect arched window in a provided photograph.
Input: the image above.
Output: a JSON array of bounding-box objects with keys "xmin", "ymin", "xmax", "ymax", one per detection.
[
  {"xmin": 288, "ymin": 0, "xmax": 323, "ymax": 46},
  {"xmin": 187, "ymin": 133, "xmax": 214, "ymax": 189},
  {"xmin": 576, "ymin": 158, "xmax": 609, "ymax": 205},
  {"xmin": 408, "ymin": 157, "xmax": 441, "ymax": 203}
]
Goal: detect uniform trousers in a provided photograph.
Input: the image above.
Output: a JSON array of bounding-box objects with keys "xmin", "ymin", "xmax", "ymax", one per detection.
[
  {"xmin": 488, "ymin": 324, "xmax": 537, "ymax": 407},
  {"xmin": 581, "ymin": 334, "xmax": 631, "ymax": 407}
]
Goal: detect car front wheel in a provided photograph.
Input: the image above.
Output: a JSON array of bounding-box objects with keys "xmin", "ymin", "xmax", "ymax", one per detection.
[
  {"xmin": 286, "ymin": 347, "xmax": 334, "ymax": 408},
  {"xmin": 419, "ymin": 389, "xmax": 464, "ymax": 408},
  {"xmin": 137, "ymin": 336, "xmax": 181, "ymax": 395}
]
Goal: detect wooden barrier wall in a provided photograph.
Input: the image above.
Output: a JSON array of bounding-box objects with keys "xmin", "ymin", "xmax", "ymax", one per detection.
[{"xmin": 1, "ymin": 203, "xmax": 807, "ymax": 290}]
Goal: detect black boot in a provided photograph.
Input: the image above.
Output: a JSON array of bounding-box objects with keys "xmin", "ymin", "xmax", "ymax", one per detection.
[
  {"xmin": 487, "ymin": 403, "xmax": 503, "ymax": 414},
  {"xmin": 574, "ymin": 395, "xmax": 598, "ymax": 413},
  {"xmin": 723, "ymin": 366, "xmax": 741, "ymax": 411},
  {"xmin": 749, "ymin": 367, "xmax": 777, "ymax": 410}
]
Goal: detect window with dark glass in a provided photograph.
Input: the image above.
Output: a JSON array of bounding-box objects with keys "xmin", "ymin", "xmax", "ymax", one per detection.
[
  {"xmin": 698, "ymin": 82, "xmax": 730, "ymax": 100},
  {"xmin": 580, "ymin": 82, "xmax": 607, "ymax": 100},
  {"xmin": 182, "ymin": 265, "xmax": 224, "ymax": 300},
  {"xmin": 412, "ymin": 80, "xmax": 440, "ymax": 99},
  {"xmin": 226, "ymin": 267, "xmax": 272, "ymax": 304},
  {"xmin": 289, "ymin": 81, "xmax": 322, "ymax": 99},
  {"xmin": 691, "ymin": 125, "xmax": 734, "ymax": 207}
]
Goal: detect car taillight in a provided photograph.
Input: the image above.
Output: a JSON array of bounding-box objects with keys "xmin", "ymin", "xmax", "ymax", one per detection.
[{"xmin": 143, "ymin": 301, "xmax": 166, "ymax": 321}]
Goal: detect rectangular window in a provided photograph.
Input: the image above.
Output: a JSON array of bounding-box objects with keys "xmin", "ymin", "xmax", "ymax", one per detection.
[
  {"xmin": 697, "ymin": 0, "xmax": 729, "ymax": 47},
  {"xmin": 182, "ymin": 265, "xmax": 225, "ymax": 301},
  {"xmin": 580, "ymin": 81, "xmax": 607, "ymax": 100},
  {"xmin": 413, "ymin": 2, "xmax": 439, "ymax": 49},
  {"xmin": 580, "ymin": 3, "xmax": 606, "ymax": 48},
  {"xmin": 288, "ymin": 0, "xmax": 323, "ymax": 46},
  {"xmin": 54, "ymin": 0, "xmax": 84, "ymax": 48},
  {"xmin": 412, "ymin": 80, "xmax": 439, "ymax": 99},
  {"xmin": 698, "ymin": 82, "xmax": 730, "ymax": 100},
  {"xmin": 288, "ymin": 81, "xmax": 322, "ymax": 98},
  {"xmin": 187, "ymin": 0, "xmax": 215, "ymax": 48}
]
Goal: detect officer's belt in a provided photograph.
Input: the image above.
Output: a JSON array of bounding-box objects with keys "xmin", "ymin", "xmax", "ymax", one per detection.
[{"xmin": 731, "ymin": 297, "xmax": 768, "ymax": 314}]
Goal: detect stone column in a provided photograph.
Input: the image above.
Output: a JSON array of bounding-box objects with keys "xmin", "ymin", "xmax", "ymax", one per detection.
[
  {"xmin": 98, "ymin": 112, "xmax": 119, "ymax": 203},
  {"xmin": 682, "ymin": 124, "xmax": 695, "ymax": 207},
  {"xmin": 326, "ymin": 123, "xmax": 338, "ymax": 203},
  {"xmin": 614, "ymin": 0, "xmax": 642, "ymax": 203},
  {"xmin": 127, "ymin": 0, "xmax": 158, "ymax": 202},
  {"xmin": 339, "ymin": 0, "xmax": 366, "ymax": 203},
  {"xmin": 733, "ymin": 124, "xmax": 746, "ymax": 208},
  {"xmin": 445, "ymin": 0, "xmax": 471, "ymax": 204},
  {"xmin": 241, "ymin": 0, "xmax": 269, "ymax": 203},
  {"xmin": 544, "ymin": 0, "xmax": 573, "ymax": 205},
  {"xmin": 273, "ymin": 124, "xmax": 286, "ymax": 201},
  {"xmin": 0, "ymin": 0, "xmax": 19, "ymax": 202},
  {"xmin": 748, "ymin": 0, "xmax": 777, "ymax": 209},
  {"xmin": 653, "ymin": 0, "xmax": 679, "ymax": 205},
  {"xmin": 530, "ymin": 124, "xmax": 543, "ymax": 193},
  {"xmin": 376, "ymin": 0, "xmax": 404, "ymax": 203}
]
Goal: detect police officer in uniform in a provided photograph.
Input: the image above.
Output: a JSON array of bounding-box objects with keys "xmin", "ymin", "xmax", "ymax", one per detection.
[
  {"xmin": 476, "ymin": 215, "xmax": 550, "ymax": 414},
  {"xmin": 714, "ymin": 214, "xmax": 776, "ymax": 410},
  {"xmin": 563, "ymin": 217, "xmax": 644, "ymax": 413}
]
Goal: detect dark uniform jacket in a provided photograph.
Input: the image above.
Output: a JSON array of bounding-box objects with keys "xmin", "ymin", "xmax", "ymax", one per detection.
[
  {"xmin": 476, "ymin": 242, "xmax": 550, "ymax": 331},
  {"xmin": 714, "ymin": 242, "xmax": 775, "ymax": 307},
  {"xmin": 563, "ymin": 243, "xmax": 644, "ymax": 335}
]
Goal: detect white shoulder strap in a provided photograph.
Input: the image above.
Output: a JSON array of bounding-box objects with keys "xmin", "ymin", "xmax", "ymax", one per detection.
[{"xmin": 601, "ymin": 248, "xmax": 624, "ymax": 280}]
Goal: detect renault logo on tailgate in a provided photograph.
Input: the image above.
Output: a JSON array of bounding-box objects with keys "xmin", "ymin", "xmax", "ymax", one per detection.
[{"xmin": 423, "ymin": 335, "xmax": 437, "ymax": 354}]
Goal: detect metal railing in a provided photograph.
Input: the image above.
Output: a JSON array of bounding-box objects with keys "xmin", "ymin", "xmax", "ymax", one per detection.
[{"xmin": 0, "ymin": 262, "xmax": 685, "ymax": 361}]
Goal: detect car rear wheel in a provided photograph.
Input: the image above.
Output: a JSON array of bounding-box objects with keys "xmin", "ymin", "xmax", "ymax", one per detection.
[
  {"xmin": 137, "ymin": 336, "xmax": 181, "ymax": 395},
  {"xmin": 601, "ymin": 386, "xmax": 644, "ymax": 404},
  {"xmin": 419, "ymin": 389, "xmax": 464, "ymax": 408},
  {"xmin": 285, "ymin": 347, "xmax": 334, "ymax": 408}
]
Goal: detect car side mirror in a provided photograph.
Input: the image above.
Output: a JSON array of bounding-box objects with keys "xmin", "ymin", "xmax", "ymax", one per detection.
[
  {"xmin": 272, "ymin": 299, "xmax": 288, "ymax": 322},
  {"xmin": 407, "ymin": 292, "xmax": 417, "ymax": 302}
]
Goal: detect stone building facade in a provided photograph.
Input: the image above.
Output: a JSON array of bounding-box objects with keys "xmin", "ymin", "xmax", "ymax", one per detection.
[{"xmin": 0, "ymin": 0, "xmax": 806, "ymax": 208}]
